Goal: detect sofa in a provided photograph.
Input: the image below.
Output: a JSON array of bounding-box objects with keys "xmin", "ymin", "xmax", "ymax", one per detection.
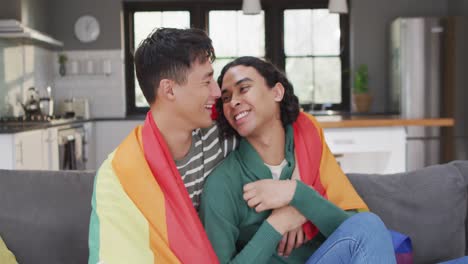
[{"xmin": 0, "ymin": 161, "xmax": 467, "ymax": 264}]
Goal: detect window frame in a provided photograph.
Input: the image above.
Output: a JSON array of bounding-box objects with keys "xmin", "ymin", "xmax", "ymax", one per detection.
[{"xmin": 123, "ymin": 0, "xmax": 350, "ymax": 115}]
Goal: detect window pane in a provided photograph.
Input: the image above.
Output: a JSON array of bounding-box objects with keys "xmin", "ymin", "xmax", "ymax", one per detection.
[
  {"xmin": 313, "ymin": 57, "xmax": 341, "ymax": 104},
  {"xmin": 209, "ymin": 11, "xmax": 265, "ymax": 57},
  {"xmin": 212, "ymin": 58, "xmax": 232, "ymax": 82},
  {"xmin": 284, "ymin": 9, "xmax": 340, "ymax": 56},
  {"xmin": 134, "ymin": 11, "xmax": 190, "ymax": 48},
  {"xmin": 286, "ymin": 58, "xmax": 314, "ymax": 104},
  {"xmin": 286, "ymin": 57, "xmax": 341, "ymax": 104},
  {"xmin": 133, "ymin": 11, "xmax": 190, "ymax": 107}
]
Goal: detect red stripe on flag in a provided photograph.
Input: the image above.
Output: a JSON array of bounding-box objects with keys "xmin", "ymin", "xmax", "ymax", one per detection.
[
  {"xmin": 293, "ymin": 112, "xmax": 326, "ymax": 239},
  {"xmin": 142, "ymin": 111, "xmax": 219, "ymax": 263}
]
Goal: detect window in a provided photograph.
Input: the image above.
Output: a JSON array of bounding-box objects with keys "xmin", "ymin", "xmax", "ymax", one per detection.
[
  {"xmin": 209, "ymin": 10, "xmax": 265, "ymax": 78},
  {"xmin": 132, "ymin": 11, "xmax": 190, "ymax": 108},
  {"xmin": 284, "ymin": 9, "xmax": 342, "ymax": 106},
  {"xmin": 124, "ymin": 1, "xmax": 349, "ymax": 115}
]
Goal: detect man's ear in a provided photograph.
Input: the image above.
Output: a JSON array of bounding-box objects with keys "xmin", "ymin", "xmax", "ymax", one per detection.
[
  {"xmin": 158, "ymin": 79, "xmax": 176, "ymax": 101},
  {"xmin": 273, "ymin": 82, "xmax": 285, "ymax": 102}
]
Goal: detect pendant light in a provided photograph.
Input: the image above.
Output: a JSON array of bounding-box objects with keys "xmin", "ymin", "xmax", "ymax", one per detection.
[
  {"xmin": 242, "ymin": 0, "xmax": 262, "ymax": 15},
  {"xmin": 328, "ymin": 0, "xmax": 348, "ymax": 14}
]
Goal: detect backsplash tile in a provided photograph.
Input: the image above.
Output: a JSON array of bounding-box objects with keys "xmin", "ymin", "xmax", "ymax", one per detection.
[
  {"xmin": 0, "ymin": 39, "xmax": 54, "ymax": 117},
  {"xmin": 53, "ymin": 50, "xmax": 125, "ymax": 118}
]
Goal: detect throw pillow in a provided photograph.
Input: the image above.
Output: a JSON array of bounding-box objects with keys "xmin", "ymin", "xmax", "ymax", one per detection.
[{"xmin": 0, "ymin": 235, "xmax": 17, "ymax": 264}]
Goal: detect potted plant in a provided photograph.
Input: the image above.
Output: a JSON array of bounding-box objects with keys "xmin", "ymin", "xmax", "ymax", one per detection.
[
  {"xmin": 353, "ymin": 64, "xmax": 372, "ymax": 112},
  {"xmin": 58, "ymin": 54, "xmax": 68, "ymax": 76}
]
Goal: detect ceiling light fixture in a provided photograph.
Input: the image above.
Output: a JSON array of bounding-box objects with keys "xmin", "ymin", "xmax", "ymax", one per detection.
[
  {"xmin": 242, "ymin": 0, "xmax": 262, "ymax": 15},
  {"xmin": 328, "ymin": 0, "xmax": 348, "ymax": 14}
]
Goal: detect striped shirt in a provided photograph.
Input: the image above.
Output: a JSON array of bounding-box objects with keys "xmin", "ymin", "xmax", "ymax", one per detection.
[{"xmin": 175, "ymin": 124, "xmax": 237, "ymax": 211}]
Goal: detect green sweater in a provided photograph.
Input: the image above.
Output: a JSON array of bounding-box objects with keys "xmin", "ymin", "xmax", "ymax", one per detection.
[{"xmin": 200, "ymin": 126, "xmax": 354, "ymax": 264}]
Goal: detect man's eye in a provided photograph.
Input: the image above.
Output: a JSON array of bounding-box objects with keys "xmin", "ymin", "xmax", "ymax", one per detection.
[{"xmin": 240, "ymin": 86, "xmax": 250, "ymax": 92}]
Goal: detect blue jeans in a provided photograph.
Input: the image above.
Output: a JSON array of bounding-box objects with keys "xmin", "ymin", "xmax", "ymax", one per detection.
[{"xmin": 306, "ymin": 212, "xmax": 396, "ymax": 264}]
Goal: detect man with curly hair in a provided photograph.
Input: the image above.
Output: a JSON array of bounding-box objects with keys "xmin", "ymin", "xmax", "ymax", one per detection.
[{"xmin": 200, "ymin": 56, "xmax": 397, "ymax": 264}]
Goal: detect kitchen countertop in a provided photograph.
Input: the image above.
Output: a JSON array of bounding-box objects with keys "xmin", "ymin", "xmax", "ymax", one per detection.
[
  {"xmin": 316, "ymin": 115, "xmax": 455, "ymax": 128},
  {"xmin": 0, "ymin": 118, "xmax": 91, "ymax": 134},
  {"xmin": 0, "ymin": 114, "xmax": 455, "ymax": 134}
]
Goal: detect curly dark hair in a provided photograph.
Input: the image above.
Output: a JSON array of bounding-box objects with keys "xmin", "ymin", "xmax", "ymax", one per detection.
[
  {"xmin": 134, "ymin": 27, "xmax": 215, "ymax": 104},
  {"xmin": 216, "ymin": 56, "xmax": 300, "ymax": 138}
]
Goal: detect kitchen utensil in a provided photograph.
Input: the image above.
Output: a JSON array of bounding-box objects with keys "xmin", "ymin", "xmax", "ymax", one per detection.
[
  {"xmin": 73, "ymin": 98, "xmax": 90, "ymax": 119},
  {"xmin": 21, "ymin": 87, "xmax": 41, "ymax": 116},
  {"xmin": 63, "ymin": 99, "xmax": 75, "ymax": 118}
]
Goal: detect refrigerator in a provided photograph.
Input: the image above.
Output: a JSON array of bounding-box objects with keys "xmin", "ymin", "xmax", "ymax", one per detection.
[{"xmin": 390, "ymin": 17, "xmax": 468, "ymax": 171}]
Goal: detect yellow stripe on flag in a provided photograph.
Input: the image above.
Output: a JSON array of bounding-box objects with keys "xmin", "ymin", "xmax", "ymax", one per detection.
[
  {"xmin": 95, "ymin": 152, "xmax": 154, "ymax": 264},
  {"xmin": 303, "ymin": 113, "xmax": 368, "ymax": 211},
  {"xmin": 112, "ymin": 126, "xmax": 181, "ymax": 263}
]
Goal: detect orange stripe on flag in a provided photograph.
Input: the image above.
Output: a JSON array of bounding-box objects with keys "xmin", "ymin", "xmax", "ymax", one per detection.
[{"xmin": 113, "ymin": 126, "xmax": 181, "ymax": 264}]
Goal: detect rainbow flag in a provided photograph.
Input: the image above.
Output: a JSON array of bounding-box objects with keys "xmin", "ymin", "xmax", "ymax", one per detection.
[
  {"xmin": 89, "ymin": 112, "xmax": 219, "ymax": 264},
  {"xmin": 293, "ymin": 112, "xmax": 369, "ymax": 239}
]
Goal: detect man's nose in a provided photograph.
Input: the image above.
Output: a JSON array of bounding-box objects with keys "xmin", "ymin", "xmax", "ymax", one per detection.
[{"xmin": 210, "ymin": 80, "xmax": 221, "ymax": 98}]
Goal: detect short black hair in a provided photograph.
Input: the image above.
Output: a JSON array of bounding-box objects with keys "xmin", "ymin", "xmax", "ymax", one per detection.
[
  {"xmin": 216, "ymin": 56, "xmax": 300, "ymax": 138},
  {"xmin": 134, "ymin": 28, "xmax": 215, "ymax": 104}
]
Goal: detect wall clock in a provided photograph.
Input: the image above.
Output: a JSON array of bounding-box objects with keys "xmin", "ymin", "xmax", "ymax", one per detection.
[{"xmin": 74, "ymin": 15, "xmax": 100, "ymax": 43}]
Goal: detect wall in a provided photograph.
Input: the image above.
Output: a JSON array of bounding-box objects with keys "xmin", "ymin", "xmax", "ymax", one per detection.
[
  {"xmin": 0, "ymin": 40, "xmax": 23, "ymax": 116},
  {"xmin": 0, "ymin": 0, "xmax": 56, "ymax": 117},
  {"xmin": 44, "ymin": 0, "xmax": 458, "ymax": 113},
  {"xmin": 0, "ymin": 0, "xmax": 21, "ymax": 21},
  {"xmin": 0, "ymin": 40, "xmax": 55, "ymax": 116},
  {"xmin": 21, "ymin": 0, "xmax": 50, "ymax": 33},
  {"xmin": 0, "ymin": 0, "xmax": 50, "ymax": 34},
  {"xmin": 449, "ymin": 0, "xmax": 468, "ymax": 16},
  {"xmin": 48, "ymin": 0, "xmax": 225, "ymax": 50},
  {"xmin": 350, "ymin": 0, "xmax": 449, "ymax": 112},
  {"xmin": 53, "ymin": 50, "xmax": 126, "ymax": 118},
  {"xmin": 49, "ymin": 0, "xmax": 121, "ymax": 50}
]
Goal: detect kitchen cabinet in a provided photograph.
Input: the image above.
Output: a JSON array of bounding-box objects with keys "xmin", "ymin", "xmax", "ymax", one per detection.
[
  {"xmin": 323, "ymin": 127, "xmax": 406, "ymax": 174},
  {"xmin": 42, "ymin": 127, "xmax": 59, "ymax": 170},
  {"xmin": 14, "ymin": 129, "xmax": 46, "ymax": 170},
  {"xmin": 0, "ymin": 127, "xmax": 59, "ymax": 170}
]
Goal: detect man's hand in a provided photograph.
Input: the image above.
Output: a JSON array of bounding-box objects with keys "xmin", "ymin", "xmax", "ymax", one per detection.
[
  {"xmin": 243, "ymin": 179, "xmax": 296, "ymax": 212},
  {"xmin": 277, "ymin": 226, "xmax": 307, "ymax": 257},
  {"xmin": 267, "ymin": 206, "xmax": 306, "ymax": 235}
]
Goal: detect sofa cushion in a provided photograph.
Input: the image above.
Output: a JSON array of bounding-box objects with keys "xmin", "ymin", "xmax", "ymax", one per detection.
[
  {"xmin": 0, "ymin": 170, "xmax": 95, "ymax": 264},
  {"xmin": 347, "ymin": 162, "xmax": 468, "ymax": 264},
  {"xmin": 451, "ymin": 160, "xmax": 468, "ymax": 255}
]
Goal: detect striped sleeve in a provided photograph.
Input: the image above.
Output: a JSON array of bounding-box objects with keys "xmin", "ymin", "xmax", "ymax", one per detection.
[{"xmin": 221, "ymin": 135, "xmax": 238, "ymax": 157}]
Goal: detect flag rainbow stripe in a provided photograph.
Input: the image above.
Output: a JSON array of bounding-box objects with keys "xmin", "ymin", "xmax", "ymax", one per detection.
[
  {"xmin": 293, "ymin": 112, "xmax": 369, "ymax": 239},
  {"xmin": 89, "ymin": 112, "xmax": 218, "ymax": 264}
]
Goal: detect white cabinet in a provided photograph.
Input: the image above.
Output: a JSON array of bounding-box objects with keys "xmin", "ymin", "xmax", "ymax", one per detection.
[
  {"xmin": 14, "ymin": 130, "xmax": 46, "ymax": 170},
  {"xmin": 42, "ymin": 127, "xmax": 59, "ymax": 170},
  {"xmin": 323, "ymin": 127, "xmax": 406, "ymax": 174},
  {"xmin": 0, "ymin": 127, "xmax": 59, "ymax": 170}
]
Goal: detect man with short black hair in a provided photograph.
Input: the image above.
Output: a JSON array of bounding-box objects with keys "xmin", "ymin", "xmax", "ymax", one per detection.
[{"xmin": 88, "ymin": 28, "xmax": 235, "ymax": 264}]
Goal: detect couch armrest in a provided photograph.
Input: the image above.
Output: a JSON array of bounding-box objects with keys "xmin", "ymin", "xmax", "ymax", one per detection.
[{"xmin": 347, "ymin": 161, "xmax": 468, "ymax": 264}]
